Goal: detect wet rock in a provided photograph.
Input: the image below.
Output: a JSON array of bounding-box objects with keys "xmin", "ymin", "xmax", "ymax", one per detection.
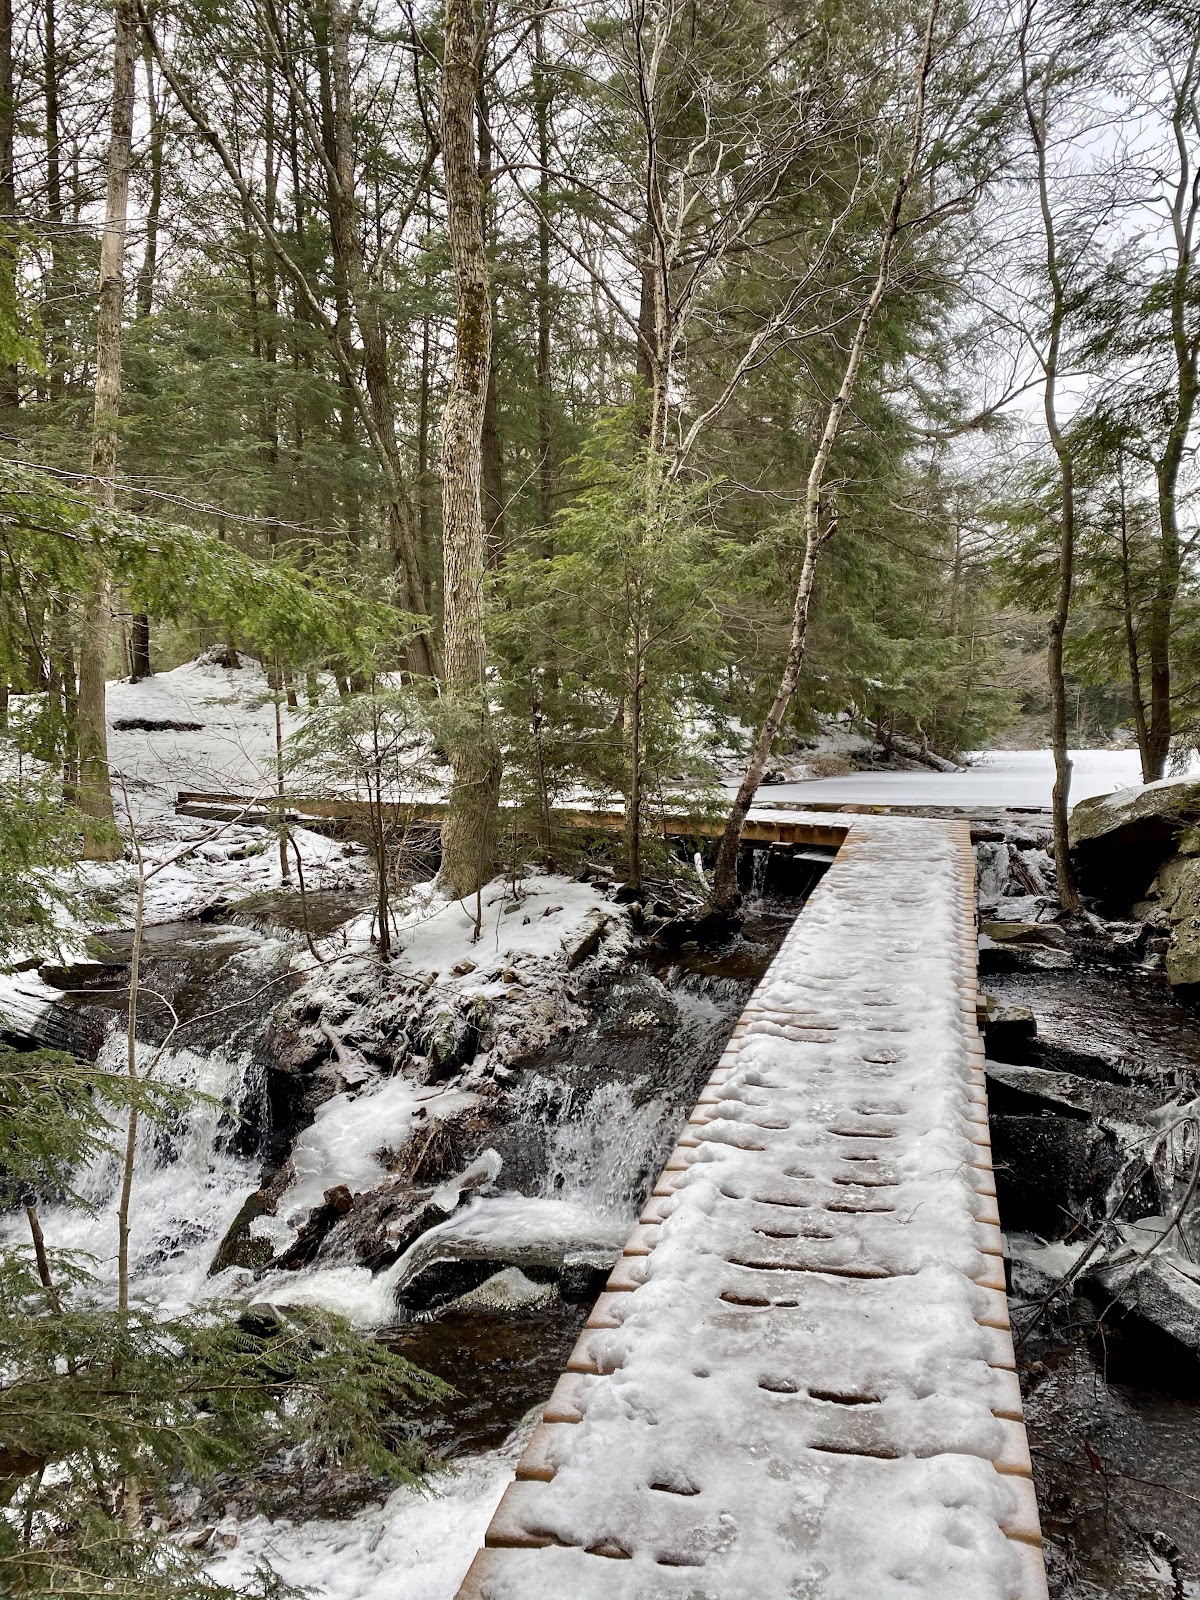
[
  {"xmin": 389, "ymin": 1199, "xmax": 626, "ymax": 1320},
  {"xmin": 1092, "ymin": 1252, "xmax": 1200, "ymax": 1358},
  {"xmin": 452, "ymin": 1266, "xmax": 558, "ymax": 1312},
  {"xmin": 989, "ymin": 1106, "xmax": 1121, "ymax": 1234},
  {"xmin": 985, "ymin": 1060, "xmax": 1150, "ymax": 1127},
  {"xmin": 301, "ymin": 1143, "xmax": 499, "ymax": 1273},
  {"xmin": 975, "ymin": 821, "xmax": 1056, "ymax": 898},
  {"xmin": 0, "ymin": 990, "xmax": 108, "ymax": 1060},
  {"xmin": 982, "ymin": 921, "xmax": 1068, "ymax": 949},
  {"xmin": 1073, "ymin": 911, "xmax": 1149, "ymax": 963},
  {"xmin": 1007, "ymin": 1234, "xmax": 1087, "ymax": 1300},
  {"xmin": 560, "ymin": 1254, "xmax": 611, "ymax": 1302},
  {"xmin": 209, "ymin": 1189, "xmax": 278, "ymax": 1275},
  {"xmin": 37, "ymin": 959, "xmax": 129, "ymax": 989},
  {"xmin": 1147, "ymin": 855, "xmax": 1200, "ymax": 991},
  {"xmin": 313, "ymin": 1183, "xmax": 453, "ymax": 1273},
  {"xmin": 271, "ymin": 1184, "xmax": 355, "ymax": 1270},
  {"xmin": 979, "ymin": 931, "xmax": 1073, "ymax": 974},
  {"xmin": 564, "ymin": 911, "xmax": 612, "ymax": 971},
  {"xmin": 983, "ymin": 996, "xmax": 1037, "ymax": 1060},
  {"xmin": 263, "ymin": 1057, "xmax": 342, "ymax": 1171}
]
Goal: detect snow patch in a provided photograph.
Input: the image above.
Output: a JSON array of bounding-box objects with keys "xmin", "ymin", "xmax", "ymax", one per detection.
[{"xmin": 748, "ymin": 747, "xmax": 1181, "ymax": 810}]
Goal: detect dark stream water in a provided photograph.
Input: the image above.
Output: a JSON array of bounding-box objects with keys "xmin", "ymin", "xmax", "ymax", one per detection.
[{"xmin": 988, "ymin": 960, "xmax": 1200, "ymax": 1599}]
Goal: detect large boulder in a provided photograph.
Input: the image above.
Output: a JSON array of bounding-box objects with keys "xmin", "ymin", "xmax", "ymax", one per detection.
[
  {"xmin": 1147, "ymin": 854, "xmax": 1200, "ymax": 990},
  {"xmin": 1069, "ymin": 776, "xmax": 1200, "ymax": 904}
]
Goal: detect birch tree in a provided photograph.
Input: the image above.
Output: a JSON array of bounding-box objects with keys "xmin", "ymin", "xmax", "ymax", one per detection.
[
  {"xmin": 1017, "ymin": 0, "xmax": 1083, "ymax": 909},
  {"xmin": 707, "ymin": 0, "xmax": 943, "ymax": 915},
  {"xmin": 1082, "ymin": 7, "xmax": 1200, "ymax": 778}
]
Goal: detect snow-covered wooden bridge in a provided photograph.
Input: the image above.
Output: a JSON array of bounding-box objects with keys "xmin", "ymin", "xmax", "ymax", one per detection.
[
  {"xmin": 456, "ymin": 816, "xmax": 1048, "ymax": 1600},
  {"xmin": 173, "ymin": 789, "xmax": 850, "ymax": 849}
]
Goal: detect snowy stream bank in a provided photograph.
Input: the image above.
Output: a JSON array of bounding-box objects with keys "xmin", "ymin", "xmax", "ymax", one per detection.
[{"xmin": 2, "ymin": 829, "xmax": 810, "ymax": 1597}]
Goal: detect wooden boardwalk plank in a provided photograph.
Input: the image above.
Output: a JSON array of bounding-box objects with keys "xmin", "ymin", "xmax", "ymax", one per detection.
[{"xmin": 454, "ymin": 818, "xmax": 1048, "ymax": 1600}]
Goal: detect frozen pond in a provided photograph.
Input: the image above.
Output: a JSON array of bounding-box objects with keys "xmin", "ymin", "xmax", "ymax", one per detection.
[{"xmin": 746, "ymin": 748, "xmax": 1188, "ymax": 811}]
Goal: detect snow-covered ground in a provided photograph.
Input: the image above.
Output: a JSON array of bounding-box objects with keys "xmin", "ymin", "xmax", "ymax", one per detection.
[
  {"xmin": 106, "ymin": 655, "xmax": 300, "ymax": 822},
  {"xmin": 747, "ymin": 747, "xmax": 1184, "ymax": 810},
  {"xmin": 100, "ymin": 659, "xmax": 1174, "ymax": 840}
]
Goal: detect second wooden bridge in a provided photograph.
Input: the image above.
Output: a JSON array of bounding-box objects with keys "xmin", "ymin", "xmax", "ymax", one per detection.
[{"xmin": 174, "ymin": 789, "xmax": 850, "ymax": 850}]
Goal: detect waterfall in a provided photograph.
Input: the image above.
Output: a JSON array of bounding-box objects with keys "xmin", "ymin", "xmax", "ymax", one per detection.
[
  {"xmin": 4, "ymin": 1027, "xmax": 261, "ymax": 1316},
  {"xmin": 536, "ymin": 1078, "xmax": 679, "ymax": 1216}
]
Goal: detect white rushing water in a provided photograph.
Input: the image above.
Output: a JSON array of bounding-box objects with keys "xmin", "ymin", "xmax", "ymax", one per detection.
[
  {"xmin": 12, "ymin": 943, "xmax": 753, "ymax": 1600},
  {"xmin": 4, "ymin": 1026, "xmax": 261, "ymax": 1316},
  {"xmin": 206, "ymin": 1420, "xmax": 535, "ymax": 1600}
]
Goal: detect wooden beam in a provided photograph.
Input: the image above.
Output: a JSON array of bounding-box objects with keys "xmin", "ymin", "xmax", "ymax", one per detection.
[{"xmin": 173, "ymin": 791, "xmax": 850, "ymax": 850}]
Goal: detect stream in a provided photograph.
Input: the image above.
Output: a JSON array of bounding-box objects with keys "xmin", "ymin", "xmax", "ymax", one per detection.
[
  {"xmin": 11, "ymin": 846, "xmax": 1200, "ymax": 1597},
  {"xmin": 986, "ymin": 957, "xmax": 1200, "ymax": 1598},
  {"xmin": 1, "ymin": 862, "xmax": 814, "ymax": 1593}
]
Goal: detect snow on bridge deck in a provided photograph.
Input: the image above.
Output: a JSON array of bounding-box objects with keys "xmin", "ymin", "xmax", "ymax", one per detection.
[
  {"xmin": 173, "ymin": 789, "xmax": 852, "ymax": 848},
  {"xmin": 455, "ymin": 816, "xmax": 1048, "ymax": 1600}
]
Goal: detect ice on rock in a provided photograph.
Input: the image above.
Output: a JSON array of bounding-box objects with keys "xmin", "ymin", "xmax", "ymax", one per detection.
[
  {"xmin": 278, "ymin": 1076, "xmax": 479, "ymax": 1229},
  {"xmin": 433, "ymin": 1148, "xmax": 504, "ymax": 1213}
]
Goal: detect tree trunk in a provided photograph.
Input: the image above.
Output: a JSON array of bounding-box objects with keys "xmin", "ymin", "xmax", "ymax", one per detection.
[
  {"xmin": 1144, "ymin": 52, "xmax": 1200, "ymax": 780},
  {"xmin": 477, "ymin": 82, "xmax": 505, "ymax": 564},
  {"xmin": 80, "ymin": 0, "xmax": 137, "ymax": 858},
  {"xmin": 129, "ymin": 613, "xmax": 151, "ymax": 681},
  {"xmin": 533, "ymin": 5, "xmax": 553, "ymax": 534},
  {"xmin": 417, "ymin": 187, "xmax": 434, "ymax": 562},
  {"xmin": 42, "ymin": 0, "xmax": 65, "ymax": 400},
  {"xmin": 1116, "ymin": 466, "xmax": 1151, "ymax": 781},
  {"xmin": 311, "ymin": 0, "xmax": 360, "ymax": 554},
  {"xmin": 437, "ymin": 0, "xmax": 501, "ymax": 900},
  {"xmin": 326, "ymin": 0, "xmax": 435, "ymax": 674},
  {"xmin": 0, "ymin": 0, "xmax": 18, "ymax": 414},
  {"xmin": 1020, "ymin": 8, "xmax": 1079, "ymax": 909},
  {"xmin": 623, "ymin": 609, "xmax": 644, "ymax": 889},
  {"xmin": 127, "ymin": 30, "xmax": 161, "ymax": 688},
  {"xmin": 707, "ymin": 0, "xmax": 941, "ymax": 916},
  {"xmin": 134, "ymin": 18, "xmax": 163, "ymax": 320},
  {"xmin": 481, "ymin": 363, "xmax": 505, "ymax": 565}
]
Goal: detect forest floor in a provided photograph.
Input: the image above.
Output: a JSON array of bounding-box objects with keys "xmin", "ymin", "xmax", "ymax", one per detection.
[{"xmin": 102, "ymin": 654, "xmax": 1158, "ymax": 847}]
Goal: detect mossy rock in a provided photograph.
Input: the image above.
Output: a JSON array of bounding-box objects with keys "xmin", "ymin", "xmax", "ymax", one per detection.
[
  {"xmin": 1151, "ymin": 855, "xmax": 1200, "ymax": 990},
  {"xmin": 1069, "ymin": 778, "xmax": 1200, "ymax": 905},
  {"xmin": 421, "ymin": 1007, "xmax": 480, "ymax": 1077},
  {"xmin": 979, "ymin": 922, "xmax": 1066, "ymax": 949},
  {"xmin": 209, "ymin": 1190, "xmax": 276, "ymax": 1275}
]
